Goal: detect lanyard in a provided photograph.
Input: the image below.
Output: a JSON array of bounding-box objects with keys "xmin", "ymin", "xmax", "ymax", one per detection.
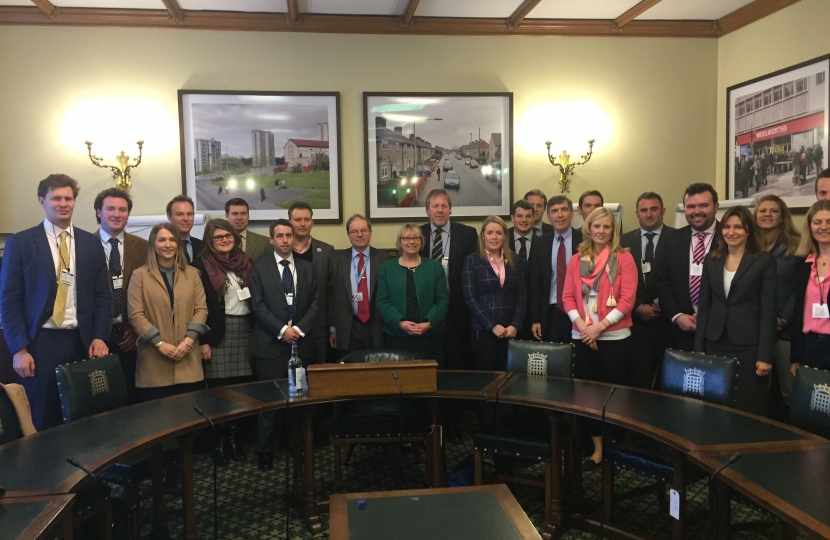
[
  {"xmin": 352, "ymin": 252, "xmax": 368, "ymax": 287},
  {"xmin": 816, "ymin": 258, "xmax": 827, "ymax": 306}
]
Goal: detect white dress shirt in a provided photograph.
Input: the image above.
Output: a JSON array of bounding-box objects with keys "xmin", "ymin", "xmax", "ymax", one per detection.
[
  {"xmin": 273, "ymin": 252, "xmax": 303, "ymax": 338},
  {"xmin": 513, "ymin": 231, "xmax": 534, "ymax": 259},
  {"xmin": 639, "ymin": 225, "xmax": 664, "ymax": 262},
  {"xmin": 42, "ymin": 220, "xmax": 77, "ymax": 329},
  {"xmin": 99, "ymin": 228, "xmax": 125, "ymax": 323}
]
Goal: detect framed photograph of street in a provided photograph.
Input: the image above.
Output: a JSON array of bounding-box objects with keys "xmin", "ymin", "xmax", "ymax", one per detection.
[
  {"xmin": 726, "ymin": 55, "xmax": 828, "ymax": 208},
  {"xmin": 178, "ymin": 90, "xmax": 342, "ymax": 223},
  {"xmin": 363, "ymin": 92, "xmax": 513, "ymax": 221}
]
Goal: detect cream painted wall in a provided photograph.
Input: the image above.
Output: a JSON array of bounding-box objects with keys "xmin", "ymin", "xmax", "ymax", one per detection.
[
  {"xmin": 716, "ymin": 0, "xmax": 830, "ymax": 201},
  {"xmin": 0, "ymin": 27, "xmax": 718, "ymax": 248}
]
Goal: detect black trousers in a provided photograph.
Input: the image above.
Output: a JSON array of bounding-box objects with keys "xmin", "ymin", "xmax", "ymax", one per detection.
[
  {"xmin": 628, "ymin": 318, "xmax": 673, "ymax": 389},
  {"xmin": 254, "ymin": 355, "xmax": 290, "ymax": 454},
  {"xmin": 138, "ymin": 381, "xmax": 204, "ymax": 402},
  {"xmin": 668, "ymin": 324, "xmax": 696, "ymax": 353},
  {"xmin": 705, "ymin": 334, "xmax": 769, "ymax": 416},
  {"xmin": 346, "ymin": 317, "xmax": 374, "ymax": 351},
  {"xmin": 469, "ymin": 329, "xmax": 509, "ymax": 372},
  {"xmin": 106, "ymin": 324, "xmax": 139, "ymax": 405},
  {"xmin": 573, "ymin": 337, "xmax": 633, "ymax": 436},
  {"xmin": 800, "ymin": 332, "xmax": 830, "ymax": 371},
  {"xmin": 443, "ymin": 315, "xmax": 471, "ymax": 370},
  {"xmin": 543, "ymin": 304, "xmax": 574, "ymax": 344}
]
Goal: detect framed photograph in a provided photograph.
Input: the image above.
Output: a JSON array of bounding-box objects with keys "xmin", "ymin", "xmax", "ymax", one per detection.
[
  {"xmin": 726, "ymin": 55, "xmax": 828, "ymax": 208},
  {"xmin": 363, "ymin": 92, "xmax": 513, "ymax": 221},
  {"xmin": 178, "ymin": 90, "xmax": 342, "ymax": 223}
]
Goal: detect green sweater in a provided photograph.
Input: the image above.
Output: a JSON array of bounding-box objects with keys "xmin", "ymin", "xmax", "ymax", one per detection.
[{"xmin": 376, "ymin": 257, "xmax": 449, "ymax": 338}]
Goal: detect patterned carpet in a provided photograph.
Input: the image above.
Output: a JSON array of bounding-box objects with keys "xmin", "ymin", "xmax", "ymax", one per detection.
[{"xmin": 125, "ymin": 409, "xmax": 812, "ymax": 540}]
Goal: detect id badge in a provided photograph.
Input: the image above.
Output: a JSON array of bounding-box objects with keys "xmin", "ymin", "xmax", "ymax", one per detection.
[
  {"xmin": 60, "ymin": 269, "xmax": 74, "ymax": 286},
  {"xmin": 641, "ymin": 262, "xmax": 651, "ymax": 274},
  {"xmin": 286, "ymin": 293, "xmax": 294, "ymax": 306},
  {"xmin": 812, "ymin": 303, "xmax": 830, "ymax": 319},
  {"xmin": 442, "ymin": 257, "xmax": 449, "ymax": 268},
  {"xmin": 237, "ymin": 287, "xmax": 251, "ymax": 301},
  {"xmin": 351, "ymin": 292, "xmax": 364, "ymax": 302},
  {"xmin": 112, "ymin": 276, "xmax": 124, "ymax": 289},
  {"xmin": 690, "ymin": 263, "xmax": 703, "ymax": 277}
]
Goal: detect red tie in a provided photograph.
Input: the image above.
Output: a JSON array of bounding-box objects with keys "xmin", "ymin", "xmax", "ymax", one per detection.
[
  {"xmin": 357, "ymin": 252, "xmax": 370, "ymax": 323},
  {"xmin": 557, "ymin": 235, "xmax": 566, "ymax": 312}
]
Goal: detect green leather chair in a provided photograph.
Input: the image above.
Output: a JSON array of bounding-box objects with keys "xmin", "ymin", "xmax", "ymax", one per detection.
[
  {"xmin": 473, "ymin": 340, "xmax": 574, "ymax": 529},
  {"xmin": 331, "ymin": 348, "xmax": 433, "ymax": 489},
  {"xmin": 790, "ymin": 365, "xmax": 830, "ymax": 440}
]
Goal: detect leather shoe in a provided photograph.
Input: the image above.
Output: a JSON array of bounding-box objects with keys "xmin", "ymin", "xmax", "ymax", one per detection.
[
  {"xmin": 582, "ymin": 457, "xmax": 601, "ymax": 472},
  {"xmin": 257, "ymin": 453, "xmax": 273, "ymax": 472}
]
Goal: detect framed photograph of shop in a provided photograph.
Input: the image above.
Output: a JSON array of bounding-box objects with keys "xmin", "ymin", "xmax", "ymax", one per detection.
[
  {"xmin": 178, "ymin": 90, "xmax": 342, "ymax": 223},
  {"xmin": 363, "ymin": 92, "xmax": 513, "ymax": 221},
  {"xmin": 726, "ymin": 55, "xmax": 829, "ymax": 208}
]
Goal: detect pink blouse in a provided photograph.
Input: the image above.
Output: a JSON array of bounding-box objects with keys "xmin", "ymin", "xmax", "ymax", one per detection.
[
  {"xmin": 486, "ymin": 249, "xmax": 506, "ymax": 286},
  {"xmin": 802, "ymin": 254, "xmax": 830, "ymax": 335}
]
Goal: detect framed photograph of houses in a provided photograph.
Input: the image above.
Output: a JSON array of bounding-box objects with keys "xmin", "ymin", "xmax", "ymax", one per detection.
[
  {"xmin": 727, "ymin": 55, "xmax": 828, "ymax": 208},
  {"xmin": 363, "ymin": 92, "xmax": 513, "ymax": 221},
  {"xmin": 178, "ymin": 90, "xmax": 342, "ymax": 223}
]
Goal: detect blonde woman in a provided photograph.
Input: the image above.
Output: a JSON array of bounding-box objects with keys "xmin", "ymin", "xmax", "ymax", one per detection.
[
  {"xmin": 561, "ymin": 207, "xmax": 637, "ymax": 470},
  {"xmin": 128, "ymin": 223, "xmax": 209, "ymax": 401}
]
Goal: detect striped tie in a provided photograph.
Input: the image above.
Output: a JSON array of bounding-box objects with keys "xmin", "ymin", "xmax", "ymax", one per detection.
[
  {"xmin": 51, "ymin": 231, "xmax": 69, "ymax": 326},
  {"xmin": 689, "ymin": 232, "xmax": 707, "ymax": 307},
  {"xmin": 431, "ymin": 228, "xmax": 444, "ymax": 260}
]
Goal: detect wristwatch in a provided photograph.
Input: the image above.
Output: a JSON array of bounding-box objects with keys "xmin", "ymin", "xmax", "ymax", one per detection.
[{"xmin": 155, "ymin": 340, "xmax": 165, "ymax": 349}]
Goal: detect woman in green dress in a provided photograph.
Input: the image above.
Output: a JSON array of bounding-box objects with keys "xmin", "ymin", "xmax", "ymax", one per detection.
[{"xmin": 376, "ymin": 224, "xmax": 449, "ymax": 365}]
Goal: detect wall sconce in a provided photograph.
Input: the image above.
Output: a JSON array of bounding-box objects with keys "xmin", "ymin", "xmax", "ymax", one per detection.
[
  {"xmin": 544, "ymin": 139, "xmax": 595, "ymax": 193},
  {"xmin": 84, "ymin": 140, "xmax": 144, "ymax": 191}
]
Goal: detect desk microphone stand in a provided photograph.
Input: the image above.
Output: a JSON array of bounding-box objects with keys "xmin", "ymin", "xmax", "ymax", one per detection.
[
  {"xmin": 392, "ymin": 371, "xmax": 405, "ymax": 489},
  {"xmin": 709, "ymin": 453, "xmax": 742, "ymax": 539},
  {"xmin": 492, "ymin": 372, "xmax": 514, "ymax": 475},
  {"xmin": 274, "ymin": 381, "xmax": 292, "ymax": 540},
  {"xmin": 194, "ymin": 407, "xmax": 219, "ymax": 540},
  {"xmin": 599, "ymin": 386, "xmax": 617, "ymax": 540}
]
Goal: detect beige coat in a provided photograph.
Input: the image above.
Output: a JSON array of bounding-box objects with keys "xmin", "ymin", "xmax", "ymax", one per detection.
[{"xmin": 127, "ymin": 264, "xmax": 208, "ymax": 388}]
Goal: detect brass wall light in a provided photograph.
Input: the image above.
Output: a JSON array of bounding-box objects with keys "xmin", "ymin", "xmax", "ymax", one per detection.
[
  {"xmin": 84, "ymin": 140, "xmax": 144, "ymax": 191},
  {"xmin": 544, "ymin": 139, "xmax": 595, "ymax": 193}
]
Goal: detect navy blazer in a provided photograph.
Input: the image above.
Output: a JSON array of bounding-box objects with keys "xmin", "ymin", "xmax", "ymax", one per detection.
[
  {"xmin": 0, "ymin": 223, "xmax": 112, "ymax": 354},
  {"xmin": 527, "ymin": 227, "xmax": 583, "ymax": 330},
  {"xmin": 790, "ymin": 257, "xmax": 828, "ymax": 365},
  {"xmin": 461, "ymin": 253, "xmax": 526, "ymax": 331}
]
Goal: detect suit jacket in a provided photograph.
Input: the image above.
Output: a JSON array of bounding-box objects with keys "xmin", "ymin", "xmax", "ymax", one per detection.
[
  {"xmin": 0, "ymin": 223, "xmax": 112, "ymax": 354},
  {"xmin": 327, "ymin": 246, "xmax": 390, "ymax": 350},
  {"xmin": 527, "ymin": 227, "xmax": 583, "ymax": 331},
  {"xmin": 419, "ymin": 221, "xmax": 479, "ymax": 330},
  {"xmin": 244, "ymin": 230, "xmax": 270, "ymax": 261},
  {"xmin": 127, "ymin": 264, "xmax": 208, "ymax": 387},
  {"xmin": 185, "ymin": 236, "xmax": 204, "ymax": 266},
  {"xmin": 461, "ymin": 253, "xmax": 526, "ymax": 331},
  {"xmin": 620, "ymin": 225, "xmax": 674, "ymax": 332},
  {"xmin": 653, "ymin": 224, "xmax": 720, "ymax": 321},
  {"xmin": 537, "ymin": 223, "xmax": 555, "ymax": 236},
  {"xmin": 694, "ymin": 251, "xmax": 777, "ymax": 359},
  {"xmin": 249, "ymin": 254, "xmax": 319, "ymax": 361},
  {"xmin": 507, "ymin": 227, "xmax": 534, "ymax": 261},
  {"xmin": 306, "ymin": 238, "xmax": 334, "ymax": 339},
  {"xmin": 790, "ymin": 257, "xmax": 826, "ymax": 365},
  {"xmin": 191, "ymin": 256, "xmax": 252, "ymax": 347},
  {"xmin": 97, "ymin": 229, "xmax": 148, "ymax": 330},
  {"xmin": 376, "ymin": 257, "xmax": 449, "ymax": 337}
]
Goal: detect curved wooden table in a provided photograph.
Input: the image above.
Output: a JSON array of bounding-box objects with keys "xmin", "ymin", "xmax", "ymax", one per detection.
[{"xmin": 1, "ymin": 372, "xmax": 828, "ymax": 540}]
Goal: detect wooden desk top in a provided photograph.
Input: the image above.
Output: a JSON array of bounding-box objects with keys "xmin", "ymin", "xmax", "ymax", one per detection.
[{"xmin": 0, "ymin": 495, "xmax": 74, "ymax": 540}]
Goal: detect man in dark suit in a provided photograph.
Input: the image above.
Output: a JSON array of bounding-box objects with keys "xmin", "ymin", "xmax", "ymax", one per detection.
[
  {"xmin": 620, "ymin": 192, "xmax": 673, "ymax": 389},
  {"xmin": 508, "ymin": 200, "xmax": 535, "ymax": 340},
  {"xmin": 167, "ymin": 195, "xmax": 202, "ymax": 265},
  {"xmin": 225, "ymin": 197, "xmax": 270, "ymax": 261},
  {"xmin": 328, "ymin": 214, "xmax": 390, "ymax": 354},
  {"xmin": 653, "ymin": 183, "xmax": 720, "ymax": 352},
  {"xmin": 0, "ymin": 174, "xmax": 111, "ymax": 430},
  {"xmin": 249, "ymin": 219, "xmax": 319, "ymax": 470},
  {"xmin": 524, "ymin": 189, "xmax": 555, "ymax": 237},
  {"xmin": 419, "ymin": 189, "xmax": 479, "ymax": 370},
  {"xmin": 290, "ymin": 201, "xmax": 335, "ymax": 363},
  {"xmin": 94, "ymin": 187, "xmax": 147, "ymax": 404},
  {"xmin": 528, "ymin": 195, "xmax": 583, "ymax": 343}
]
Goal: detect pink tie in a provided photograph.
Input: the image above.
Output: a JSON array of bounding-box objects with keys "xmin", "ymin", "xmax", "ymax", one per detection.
[{"xmin": 689, "ymin": 232, "xmax": 707, "ymax": 306}]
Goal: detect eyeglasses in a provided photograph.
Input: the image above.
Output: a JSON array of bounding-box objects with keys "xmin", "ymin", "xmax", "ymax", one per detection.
[
  {"xmin": 349, "ymin": 229, "xmax": 371, "ymax": 235},
  {"xmin": 401, "ymin": 236, "xmax": 421, "ymax": 242},
  {"xmin": 212, "ymin": 234, "xmax": 234, "ymax": 242}
]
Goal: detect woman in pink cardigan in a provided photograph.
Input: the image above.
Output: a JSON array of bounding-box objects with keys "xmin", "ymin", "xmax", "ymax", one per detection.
[{"xmin": 562, "ymin": 207, "xmax": 638, "ymax": 471}]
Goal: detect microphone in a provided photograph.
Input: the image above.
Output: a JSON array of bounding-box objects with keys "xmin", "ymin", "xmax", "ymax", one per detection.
[
  {"xmin": 709, "ymin": 453, "xmax": 742, "ymax": 538},
  {"xmin": 273, "ymin": 381, "xmax": 291, "ymax": 540},
  {"xmin": 194, "ymin": 407, "xmax": 219, "ymax": 540},
  {"xmin": 599, "ymin": 386, "xmax": 617, "ymax": 540},
  {"xmin": 492, "ymin": 372, "xmax": 514, "ymax": 401},
  {"xmin": 602, "ymin": 386, "xmax": 617, "ymax": 413},
  {"xmin": 492, "ymin": 372, "xmax": 514, "ymax": 469},
  {"xmin": 392, "ymin": 371, "xmax": 405, "ymax": 489},
  {"xmin": 66, "ymin": 456, "xmax": 99, "ymax": 481}
]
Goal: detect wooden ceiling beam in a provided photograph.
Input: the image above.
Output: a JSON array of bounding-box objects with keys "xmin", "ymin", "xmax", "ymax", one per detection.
[
  {"xmin": 400, "ymin": 0, "xmax": 419, "ymax": 28},
  {"xmin": 507, "ymin": 0, "xmax": 543, "ymax": 29},
  {"xmin": 160, "ymin": 0, "xmax": 183, "ymax": 22},
  {"xmin": 717, "ymin": 0, "xmax": 801, "ymax": 36},
  {"xmin": 614, "ymin": 0, "xmax": 662, "ymax": 29},
  {"xmin": 286, "ymin": 0, "xmax": 300, "ymax": 26},
  {"xmin": 30, "ymin": 0, "xmax": 58, "ymax": 20}
]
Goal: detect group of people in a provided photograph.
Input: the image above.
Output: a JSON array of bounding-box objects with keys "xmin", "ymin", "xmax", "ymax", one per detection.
[{"xmin": 2, "ymin": 169, "xmax": 830, "ymax": 473}]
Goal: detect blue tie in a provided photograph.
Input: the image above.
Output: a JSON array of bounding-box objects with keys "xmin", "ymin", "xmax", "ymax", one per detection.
[{"xmin": 280, "ymin": 259, "xmax": 296, "ymax": 321}]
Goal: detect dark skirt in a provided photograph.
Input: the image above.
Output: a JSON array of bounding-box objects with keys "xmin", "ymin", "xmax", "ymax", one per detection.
[
  {"xmin": 386, "ymin": 332, "xmax": 444, "ymax": 366},
  {"xmin": 705, "ymin": 334, "xmax": 769, "ymax": 416}
]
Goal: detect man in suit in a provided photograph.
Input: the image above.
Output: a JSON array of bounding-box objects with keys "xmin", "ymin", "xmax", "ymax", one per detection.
[
  {"xmin": 653, "ymin": 183, "xmax": 720, "ymax": 352},
  {"xmin": 577, "ymin": 190, "xmax": 604, "ymax": 220},
  {"xmin": 289, "ymin": 201, "xmax": 334, "ymax": 363},
  {"xmin": 167, "ymin": 195, "xmax": 202, "ymax": 265},
  {"xmin": 524, "ymin": 189, "xmax": 554, "ymax": 237},
  {"xmin": 0, "ymin": 174, "xmax": 111, "ymax": 430},
  {"xmin": 249, "ymin": 219, "xmax": 319, "ymax": 470},
  {"xmin": 816, "ymin": 168, "xmax": 830, "ymax": 201},
  {"xmin": 620, "ymin": 192, "xmax": 673, "ymax": 389},
  {"xmin": 225, "ymin": 197, "xmax": 269, "ymax": 261},
  {"xmin": 328, "ymin": 214, "xmax": 390, "ymax": 354},
  {"xmin": 528, "ymin": 195, "xmax": 583, "ymax": 343},
  {"xmin": 508, "ymin": 200, "xmax": 535, "ymax": 340},
  {"xmin": 94, "ymin": 187, "xmax": 147, "ymax": 404},
  {"xmin": 419, "ymin": 189, "xmax": 479, "ymax": 369}
]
